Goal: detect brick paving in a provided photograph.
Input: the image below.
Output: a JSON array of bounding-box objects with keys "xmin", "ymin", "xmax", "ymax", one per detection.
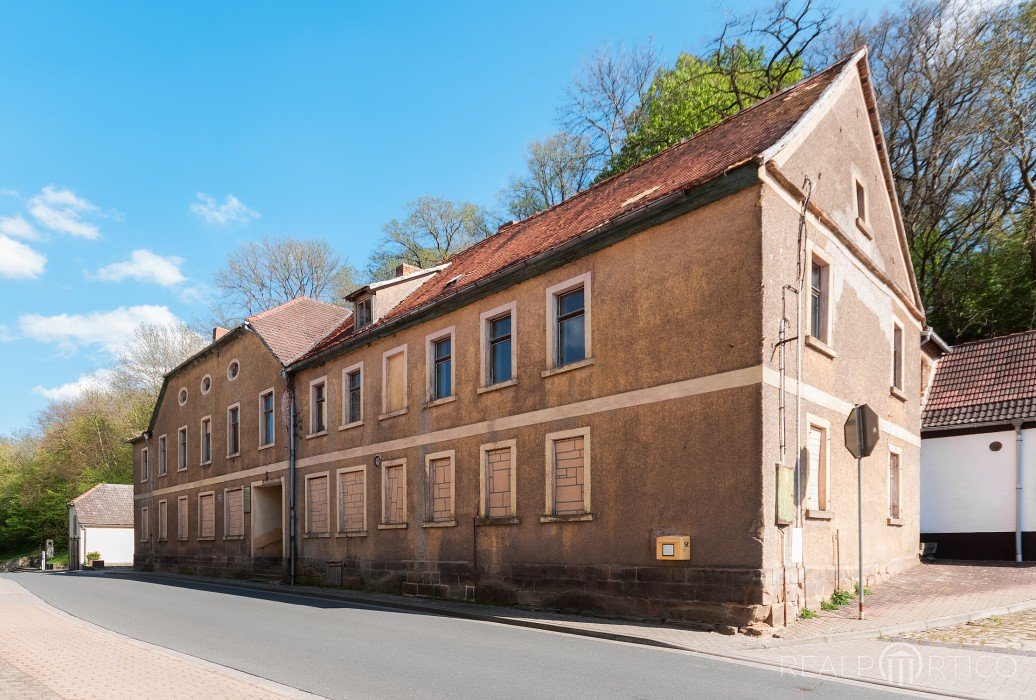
[
  {"xmin": 898, "ymin": 609, "xmax": 1036, "ymax": 654},
  {"xmin": 0, "ymin": 578, "xmax": 310, "ymax": 699}
]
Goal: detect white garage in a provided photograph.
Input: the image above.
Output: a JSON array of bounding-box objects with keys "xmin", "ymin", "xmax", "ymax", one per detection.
[{"xmin": 68, "ymin": 483, "xmax": 135, "ymax": 569}]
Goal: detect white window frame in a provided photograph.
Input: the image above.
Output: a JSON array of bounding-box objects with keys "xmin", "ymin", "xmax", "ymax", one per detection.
[
  {"xmin": 139, "ymin": 447, "xmax": 149, "ymax": 482},
  {"xmin": 223, "ymin": 486, "xmax": 245, "ymax": 540},
  {"xmin": 227, "ymin": 358, "xmax": 240, "ymax": 381},
  {"xmin": 336, "ymin": 464, "xmax": 367, "ymax": 535},
  {"xmin": 157, "ymin": 435, "xmax": 167, "ymax": 477},
  {"xmin": 226, "ymin": 402, "xmax": 242, "ymax": 458},
  {"xmin": 157, "ymin": 499, "xmax": 168, "ymax": 541},
  {"xmin": 854, "ymin": 174, "xmax": 870, "ymax": 231},
  {"xmin": 542, "ymin": 427, "xmax": 592, "ymax": 520},
  {"xmin": 197, "ymin": 490, "xmax": 216, "ymax": 541},
  {"xmin": 304, "ymin": 471, "xmax": 331, "ymax": 537},
  {"xmin": 425, "ymin": 326, "xmax": 457, "ymax": 404},
  {"xmin": 379, "ymin": 457, "xmax": 408, "ymax": 528},
  {"xmin": 259, "ymin": 388, "xmax": 276, "ymax": 448},
  {"xmin": 806, "ymin": 242, "xmax": 835, "ymax": 351},
  {"xmin": 479, "ymin": 439, "xmax": 517, "ymax": 520},
  {"xmin": 178, "ymin": 387, "xmax": 188, "ymax": 406},
  {"xmin": 805, "ymin": 413, "xmax": 832, "ymax": 514},
  {"xmin": 177, "ymin": 495, "xmax": 188, "ymax": 541},
  {"xmin": 341, "ymin": 362, "xmax": 364, "ymax": 429},
  {"xmin": 177, "ymin": 426, "xmax": 188, "ymax": 471},
  {"xmin": 354, "ymin": 295, "xmax": 374, "ymax": 329},
  {"xmin": 888, "ymin": 444, "xmax": 903, "ymax": 523},
  {"xmin": 140, "ymin": 506, "xmax": 150, "ymax": 542},
  {"xmin": 308, "ymin": 375, "xmax": 329, "ymax": 437},
  {"xmin": 544, "ymin": 272, "xmax": 592, "ymax": 373},
  {"xmin": 380, "ymin": 344, "xmax": 409, "ymax": 419},
  {"xmin": 479, "ymin": 301, "xmax": 517, "ymax": 390},
  {"xmin": 199, "ymin": 415, "xmax": 212, "ymax": 466},
  {"xmin": 200, "ymin": 373, "xmax": 212, "ymax": 395},
  {"xmin": 423, "ymin": 449, "xmax": 457, "ymax": 526},
  {"xmin": 891, "ymin": 320, "xmax": 905, "ymax": 393}
]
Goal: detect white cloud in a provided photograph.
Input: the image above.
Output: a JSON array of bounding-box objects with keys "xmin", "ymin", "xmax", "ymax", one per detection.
[
  {"xmin": 0, "ymin": 215, "xmax": 42, "ymax": 241},
  {"xmin": 0, "ymin": 188, "xmax": 19, "ymax": 198},
  {"xmin": 19, "ymin": 305, "xmax": 179, "ymax": 355},
  {"xmin": 93, "ymin": 249, "xmax": 186, "ymax": 287},
  {"xmin": 178, "ymin": 282, "xmax": 212, "ymax": 305},
  {"xmin": 0, "ymin": 235, "xmax": 47, "ymax": 279},
  {"xmin": 190, "ymin": 192, "xmax": 259, "ymax": 227},
  {"xmin": 32, "ymin": 369, "xmax": 113, "ymax": 401},
  {"xmin": 28, "ymin": 185, "xmax": 101, "ymax": 239}
]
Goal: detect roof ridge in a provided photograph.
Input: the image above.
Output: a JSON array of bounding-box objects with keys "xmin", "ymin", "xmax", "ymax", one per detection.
[{"xmin": 950, "ymin": 328, "xmax": 1036, "ymax": 351}]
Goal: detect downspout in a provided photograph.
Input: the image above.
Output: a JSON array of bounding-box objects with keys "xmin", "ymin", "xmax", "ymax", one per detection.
[
  {"xmin": 1014, "ymin": 420, "xmax": 1025, "ymax": 563},
  {"xmin": 283, "ymin": 369, "xmax": 298, "ymax": 585}
]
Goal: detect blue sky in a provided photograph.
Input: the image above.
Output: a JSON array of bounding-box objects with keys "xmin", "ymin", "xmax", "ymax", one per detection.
[{"xmin": 0, "ymin": 1, "xmax": 885, "ymax": 435}]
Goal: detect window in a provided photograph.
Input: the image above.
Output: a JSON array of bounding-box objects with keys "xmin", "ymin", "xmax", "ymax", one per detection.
[
  {"xmin": 260, "ymin": 389, "xmax": 275, "ymax": 446},
  {"xmin": 382, "ymin": 345, "xmax": 408, "ymax": 416},
  {"xmin": 381, "ymin": 459, "xmax": 407, "ymax": 526},
  {"xmin": 198, "ymin": 492, "xmax": 215, "ymax": 540},
  {"xmin": 177, "ymin": 496, "xmax": 188, "ymax": 541},
  {"xmin": 892, "ymin": 323, "xmax": 904, "ymax": 391},
  {"xmin": 227, "ymin": 360, "xmax": 240, "ymax": 380},
  {"xmin": 200, "ymin": 416, "xmax": 212, "ymax": 465},
  {"xmin": 178, "ymin": 387, "xmax": 188, "ymax": 406},
  {"xmin": 310, "ymin": 377, "xmax": 328, "ymax": 434},
  {"xmin": 337, "ymin": 466, "xmax": 366, "ymax": 533},
  {"xmin": 480, "ymin": 440, "xmax": 516, "ymax": 520},
  {"xmin": 355, "ymin": 296, "xmax": 373, "ymax": 329},
  {"xmin": 140, "ymin": 448, "xmax": 149, "ymax": 482},
  {"xmin": 305, "ymin": 472, "xmax": 330, "ymax": 535},
  {"xmin": 157, "ymin": 435, "xmax": 167, "ymax": 476},
  {"xmin": 544, "ymin": 428, "xmax": 591, "ymax": 518},
  {"xmin": 889, "ymin": 448, "xmax": 901, "ymax": 521},
  {"xmin": 855, "ymin": 179, "xmax": 868, "ymax": 225},
  {"xmin": 200, "ymin": 374, "xmax": 212, "ymax": 394},
  {"xmin": 480, "ymin": 302, "xmax": 516, "ymax": 388},
  {"xmin": 806, "ymin": 416, "xmax": 830, "ymax": 513},
  {"xmin": 425, "ymin": 451, "xmax": 455, "ymax": 524},
  {"xmin": 140, "ymin": 507, "xmax": 150, "ymax": 542},
  {"xmin": 158, "ymin": 499, "xmax": 168, "ymax": 541},
  {"xmin": 546, "ymin": 273, "xmax": 592, "ymax": 370},
  {"xmin": 225, "ymin": 487, "xmax": 244, "ymax": 538},
  {"xmin": 426, "ymin": 328, "xmax": 455, "ymax": 402},
  {"xmin": 177, "ymin": 427, "xmax": 187, "ymax": 471},
  {"xmin": 809, "ymin": 256, "xmax": 830, "ymax": 342},
  {"xmin": 343, "ymin": 363, "xmax": 363, "ymax": 426},
  {"xmin": 227, "ymin": 404, "xmax": 241, "ymax": 456}
]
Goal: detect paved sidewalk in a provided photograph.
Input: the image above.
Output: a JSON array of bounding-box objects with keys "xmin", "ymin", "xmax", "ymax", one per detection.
[
  {"xmin": 898, "ymin": 609, "xmax": 1036, "ymax": 655},
  {"xmin": 0, "ymin": 578, "xmax": 313, "ymax": 699}
]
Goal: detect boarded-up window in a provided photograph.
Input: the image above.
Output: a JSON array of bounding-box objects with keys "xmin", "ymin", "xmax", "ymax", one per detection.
[
  {"xmin": 225, "ymin": 488, "xmax": 244, "ymax": 538},
  {"xmin": 486, "ymin": 447, "xmax": 513, "ymax": 518},
  {"xmin": 158, "ymin": 500, "xmax": 168, "ymax": 541},
  {"xmin": 140, "ymin": 507, "xmax": 150, "ymax": 542},
  {"xmin": 158, "ymin": 436, "xmax": 167, "ymax": 476},
  {"xmin": 384, "ymin": 349, "xmax": 406, "ymax": 413},
  {"xmin": 552, "ymin": 436, "xmax": 586, "ymax": 515},
  {"xmin": 889, "ymin": 451, "xmax": 901, "ymax": 519},
  {"xmin": 177, "ymin": 497, "xmax": 188, "ymax": 541},
  {"xmin": 199, "ymin": 493, "xmax": 215, "ymax": 539},
  {"xmin": 339, "ymin": 469, "xmax": 366, "ymax": 533},
  {"xmin": 306, "ymin": 474, "xmax": 329, "ymax": 534},
  {"xmin": 806, "ymin": 423, "xmax": 828, "ymax": 511},
  {"xmin": 427, "ymin": 455, "xmax": 454, "ymax": 522},
  {"xmin": 383, "ymin": 462, "xmax": 406, "ymax": 525}
]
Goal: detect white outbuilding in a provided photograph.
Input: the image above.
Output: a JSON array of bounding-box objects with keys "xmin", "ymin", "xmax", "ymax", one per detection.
[{"xmin": 68, "ymin": 483, "xmax": 135, "ymax": 569}]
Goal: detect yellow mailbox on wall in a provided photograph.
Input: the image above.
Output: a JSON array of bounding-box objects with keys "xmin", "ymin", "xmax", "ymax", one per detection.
[{"xmin": 655, "ymin": 535, "xmax": 691, "ymax": 561}]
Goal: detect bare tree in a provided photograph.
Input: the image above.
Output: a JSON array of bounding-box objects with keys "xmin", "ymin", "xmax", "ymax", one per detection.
[
  {"xmin": 112, "ymin": 323, "xmax": 207, "ymax": 396},
  {"xmin": 558, "ymin": 41, "xmax": 659, "ymax": 165},
  {"xmin": 499, "ymin": 133, "xmax": 596, "ymax": 220},
  {"xmin": 210, "ymin": 236, "xmax": 359, "ymax": 324},
  {"xmin": 365, "ymin": 196, "xmax": 495, "ymax": 280}
]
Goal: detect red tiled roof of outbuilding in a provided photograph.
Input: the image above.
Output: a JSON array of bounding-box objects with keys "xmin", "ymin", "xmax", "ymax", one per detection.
[
  {"xmin": 71, "ymin": 483, "xmax": 134, "ymax": 527},
  {"xmin": 923, "ymin": 330, "xmax": 1036, "ymax": 430}
]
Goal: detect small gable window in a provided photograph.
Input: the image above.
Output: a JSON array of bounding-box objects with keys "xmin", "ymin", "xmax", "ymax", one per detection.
[
  {"xmin": 178, "ymin": 388, "xmax": 188, "ymax": 406},
  {"xmin": 355, "ymin": 296, "xmax": 373, "ymax": 329},
  {"xmin": 227, "ymin": 360, "xmax": 240, "ymax": 380}
]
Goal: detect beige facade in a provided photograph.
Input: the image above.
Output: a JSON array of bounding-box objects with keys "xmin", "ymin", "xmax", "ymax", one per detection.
[{"xmin": 133, "ymin": 52, "xmax": 924, "ymax": 627}]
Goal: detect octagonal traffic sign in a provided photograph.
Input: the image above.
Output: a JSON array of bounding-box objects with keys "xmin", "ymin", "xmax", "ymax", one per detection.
[{"xmin": 844, "ymin": 403, "xmax": 880, "ymax": 459}]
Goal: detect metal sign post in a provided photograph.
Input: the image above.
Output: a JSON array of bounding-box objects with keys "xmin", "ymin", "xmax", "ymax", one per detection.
[{"xmin": 844, "ymin": 404, "xmax": 879, "ymax": 621}]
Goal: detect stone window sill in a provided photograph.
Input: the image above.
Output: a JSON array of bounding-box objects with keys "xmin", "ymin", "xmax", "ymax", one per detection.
[
  {"xmin": 806, "ymin": 509, "xmax": 834, "ymax": 520},
  {"xmin": 339, "ymin": 420, "xmax": 363, "ymax": 432},
  {"xmin": 258, "ymin": 442, "xmax": 276, "ymax": 451},
  {"xmin": 197, "ymin": 536, "xmax": 215, "ymax": 542},
  {"xmin": 303, "ymin": 532, "xmax": 330, "ymax": 539},
  {"xmin": 856, "ymin": 216, "xmax": 873, "ymax": 239},
  {"xmin": 200, "ymin": 461, "xmax": 212, "ymax": 467},
  {"xmin": 157, "ymin": 538, "xmax": 167, "ymax": 543},
  {"xmin": 805, "ymin": 335, "xmax": 837, "ymax": 359},
  {"xmin": 227, "ymin": 452, "xmax": 241, "ymax": 459},
  {"xmin": 540, "ymin": 513, "xmax": 594, "ymax": 523},
  {"xmin": 476, "ymin": 516, "xmax": 520, "ymax": 526},
  {"xmin": 335, "ymin": 531, "xmax": 368, "ymax": 538},
  {"xmin": 424, "ymin": 396, "xmax": 457, "ymax": 409},
  {"xmin": 305, "ymin": 430, "xmax": 328, "ymax": 439},
  {"xmin": 378, "ymin": 409, "xmax": 408, "ymax": 421},
  {"xmin": 421, "ymin": 520, "xmax": 457, "ymax": 528},
  {"xmin": 378, "ymin": 523, "xmax": 407, "ymax": 530},
  {"xmin": 887, "ymin": 517, "xmax": 903, "ymax": 527},
  {"xmin": 222, "ymin": 535, "xmax": 244, "ymax": 541},
  {"xmin": 157, "ymin": 472, "xmax": 167, "ymax": 479},
  {"xmin": 477, "ymin": 379, "xmax": 517, "ymax": 395},
  {"xmin": 541, "ymin": 357, "xmax": 595, "ymax": 378},
  {"xmin": 890, "ymin": 386, "xmax": 908, "ymax": 402},
  {"xmin": 177, "ymin": 538, "xmax": 188, "ymax": 542},
  {"xmin": 177, "ymin": 467, "xmax": 187, "ymax": 472}
]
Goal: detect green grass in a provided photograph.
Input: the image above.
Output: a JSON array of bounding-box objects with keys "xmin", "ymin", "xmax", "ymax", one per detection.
[
  {"xmin": 799, "ymin": 607, "xmax": 818, "ymax": 619},
  {"xmin": 0, "ymin": 543, "xmax": 69, "ymax": 568}
]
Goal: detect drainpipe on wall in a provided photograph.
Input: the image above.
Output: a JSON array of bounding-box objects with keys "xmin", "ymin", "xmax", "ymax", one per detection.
[
  {"xmin": 1014, "ymin": 419, "xmax": 1025, "ymax": 563},
  {"xmin": 284, "ymin": 370, "xmax": 298, "ymax": 586}
]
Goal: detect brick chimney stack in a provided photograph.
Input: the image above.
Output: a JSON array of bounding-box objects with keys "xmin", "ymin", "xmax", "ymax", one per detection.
[
  {"xmin": 395, "ymin": 263, "xmax": 421, "ymax": 277},
  {"xmin": 212, "ymin": 326, "xmax": 230, "ymax": 342}
]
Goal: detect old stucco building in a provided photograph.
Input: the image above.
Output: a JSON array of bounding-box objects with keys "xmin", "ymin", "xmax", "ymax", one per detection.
[{"xmin": 133, "ymin": 50, "xmax": 924, "ymax": 628}]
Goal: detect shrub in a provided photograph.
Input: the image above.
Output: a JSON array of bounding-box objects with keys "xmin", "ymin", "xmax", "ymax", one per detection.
[{"xmin": 85, "ymin": 551, "xmax": 101, "ymax": 562}]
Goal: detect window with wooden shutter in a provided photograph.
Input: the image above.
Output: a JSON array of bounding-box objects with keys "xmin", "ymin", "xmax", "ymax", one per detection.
[
  {"xmin": 806, "ymin": 421, "xmax": 829, "ymax": 512},
  {"xmin": 140, "ymin": 507, "xmax": 150, "ymax": 542},
  {"xmin": 225, "ymin": 488, "xmax": 245, "ymax": 538},
  {"xmin": 889, "ymin": 450, "xmax": 901, "ymax": 520},
  {"xmin": 383, "ymin": 348, "xmax": 407, "ymax": 414},
  {"xmin": 198, "ymin": 492, "xmax": 215, "ymax": 540},
  {"xmin": 306, "ymin": 474, "xmax": 330, "ymax": 535},
  {"xmin": 158, "ymin": 499, "xmax": 168, "ymax": 541},
  {"xmin": 177, "ymin": 496, "xmax": 188, "ymax": 541}
]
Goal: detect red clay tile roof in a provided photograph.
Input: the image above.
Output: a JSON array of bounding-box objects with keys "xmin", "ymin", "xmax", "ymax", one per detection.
[
  {"xmin": 247, "ymin": 297, "xmax": 352, "ymax": 365},
  {"xmin": 923, "ymin": 330, "xmax": 1036, "ymax": 430},
  {"xmin": 301, "ymin": 55, "xmax": 856, "ymax": 363},
  {"xmin": 71, "ymin": 483, "xmax": 134, "ymax": 527}
]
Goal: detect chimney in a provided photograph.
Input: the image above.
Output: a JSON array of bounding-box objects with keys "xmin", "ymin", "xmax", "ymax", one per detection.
[
  {"xmin": 395, "ymin": 263, "xmax": 421, "ymax": 277},
  {"xmin": 212, "ymin": 326, "xmax": 230, "ymax": 342}
]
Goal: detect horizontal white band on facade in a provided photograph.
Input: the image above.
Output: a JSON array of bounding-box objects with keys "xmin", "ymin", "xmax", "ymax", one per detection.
[{"xmin": 136, "ymin": 363, "xmax": 918, "ymax": 500}]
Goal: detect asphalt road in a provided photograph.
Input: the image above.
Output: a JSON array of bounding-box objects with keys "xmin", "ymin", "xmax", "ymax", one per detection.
[{"xmin": 3, "ymin": 572, "xmax": 901, "ymax": 699}]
